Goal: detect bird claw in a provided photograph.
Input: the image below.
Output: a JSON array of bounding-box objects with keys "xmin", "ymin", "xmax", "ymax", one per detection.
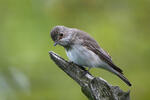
[
  {"xmin": 68, "ymin": 61, "xmax": 90, "ymax": 77},
  {"xmin": 68, "ymin": 61, "xmax": 86, "ymax": 71},
  {"xmin": 81, "ymin": 70, "xmax": 89, "ymax": 77},
  {"xmin": 68, "ymin": 61, "xmax": 74, "ymax": 65}
]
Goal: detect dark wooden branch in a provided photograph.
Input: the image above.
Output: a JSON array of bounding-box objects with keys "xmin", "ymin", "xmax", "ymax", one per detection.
[{"xmin": 49, "ymin": 51, "xmax": 130, "ymax": 100}]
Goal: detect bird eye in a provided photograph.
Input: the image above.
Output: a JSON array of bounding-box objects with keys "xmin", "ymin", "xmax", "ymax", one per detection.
[{"xmin": 60, "ymin": 33, "xmax": 63, "ymax": 36}]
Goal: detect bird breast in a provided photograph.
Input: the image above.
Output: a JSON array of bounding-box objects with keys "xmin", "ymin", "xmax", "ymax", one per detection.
[{"xmin": 65, "ymin": 45, "xmax": 104, "ymax": 68}]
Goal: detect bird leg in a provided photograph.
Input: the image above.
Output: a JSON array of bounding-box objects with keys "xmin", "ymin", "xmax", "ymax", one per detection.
[
  {"xmin": 81, "ymin": 67, "xmax": 91, "ymax": 77},
  {"xmin": 68, "ymin": 61, "xmax": 91, "ymax": 76}
]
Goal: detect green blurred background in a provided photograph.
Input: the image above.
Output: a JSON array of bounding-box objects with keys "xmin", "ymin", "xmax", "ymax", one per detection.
[{"xmin": 0, "ymin": 0, "xmax": 150, "ymax": 100}]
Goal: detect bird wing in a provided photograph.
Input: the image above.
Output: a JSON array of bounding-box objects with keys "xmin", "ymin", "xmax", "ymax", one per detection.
[{"xmin": 78, "ymin": 31, "xmax": 123, "ymax": 74}]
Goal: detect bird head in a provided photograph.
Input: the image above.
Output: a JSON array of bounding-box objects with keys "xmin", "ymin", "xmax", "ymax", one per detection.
[{"xmin": 50, "ymin": 26, "xmax": 75, "ymax": 47}]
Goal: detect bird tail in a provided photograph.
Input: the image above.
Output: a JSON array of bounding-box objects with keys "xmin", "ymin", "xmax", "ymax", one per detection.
[
  {"xmin": 112, "ymin": 69, "xmax": 132, "ymax": 86},
  {"xmin": 116, "ymin": 73, "xmax": 131, "ymax": 86},
  {"xmin": 98, "ymin": 64, "xmax": 132, "ymax": 86}
]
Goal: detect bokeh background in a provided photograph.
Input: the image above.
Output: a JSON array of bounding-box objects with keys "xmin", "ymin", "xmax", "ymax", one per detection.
[{"xmin": 0, "ymin": 0, "xmax": 150, "ymax": 100}]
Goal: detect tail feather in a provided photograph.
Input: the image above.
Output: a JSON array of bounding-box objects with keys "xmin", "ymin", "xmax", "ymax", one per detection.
[
  {"xmin": 98, "ymin": 64, "xmax": 131, "ymax": 86},
  {"xmin": 105, "ymin": 65, "xmax": 132, "ymax": 86},
  {"xmin": 115, "ymin": 71, "xmax": 132, "ymax": 86}
]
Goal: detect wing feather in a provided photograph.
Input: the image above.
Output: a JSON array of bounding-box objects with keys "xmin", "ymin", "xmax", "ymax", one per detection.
[{"xmin": 77, "ymin": 31, "xmax": 123, "ymax": 74}]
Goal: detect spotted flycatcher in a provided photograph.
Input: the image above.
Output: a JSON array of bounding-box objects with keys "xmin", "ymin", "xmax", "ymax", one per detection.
[{"xmin": 50, "ymin": 25, "xmax": 131, "ymax": 86}]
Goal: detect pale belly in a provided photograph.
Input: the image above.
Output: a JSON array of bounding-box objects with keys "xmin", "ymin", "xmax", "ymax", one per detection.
[{"xmin": 66, "ymin": 45, "xmax": 105, "ymax": 68}]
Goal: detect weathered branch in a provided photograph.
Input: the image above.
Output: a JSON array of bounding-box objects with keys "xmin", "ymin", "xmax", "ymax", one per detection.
[{"xmin": 49, "ymin": 51, "xmax": 130, "ymax": 100}]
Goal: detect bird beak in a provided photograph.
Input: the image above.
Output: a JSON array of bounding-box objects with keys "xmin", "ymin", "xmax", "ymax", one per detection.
[{"xmin": 53, "ymin": 42, "xmax": 58, "ymax": 46}]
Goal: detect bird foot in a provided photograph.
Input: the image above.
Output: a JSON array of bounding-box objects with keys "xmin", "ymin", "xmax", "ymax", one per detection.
[
  {"xmin": 68, "ymin": 61, "xmax": 90, "ymax": 77},
  {"xmin": 81, "ymin": 70, "xmax": 89, "ymax": 77},
  {"xmin": 68, "ymin": 61, "xmax": 74, "ymax": 65}
]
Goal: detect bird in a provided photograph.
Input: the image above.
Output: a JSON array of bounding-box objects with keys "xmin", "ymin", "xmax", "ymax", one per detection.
[{"xmin": 50, "ymin": 25, "xmax": 132, "ymax": 86}]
